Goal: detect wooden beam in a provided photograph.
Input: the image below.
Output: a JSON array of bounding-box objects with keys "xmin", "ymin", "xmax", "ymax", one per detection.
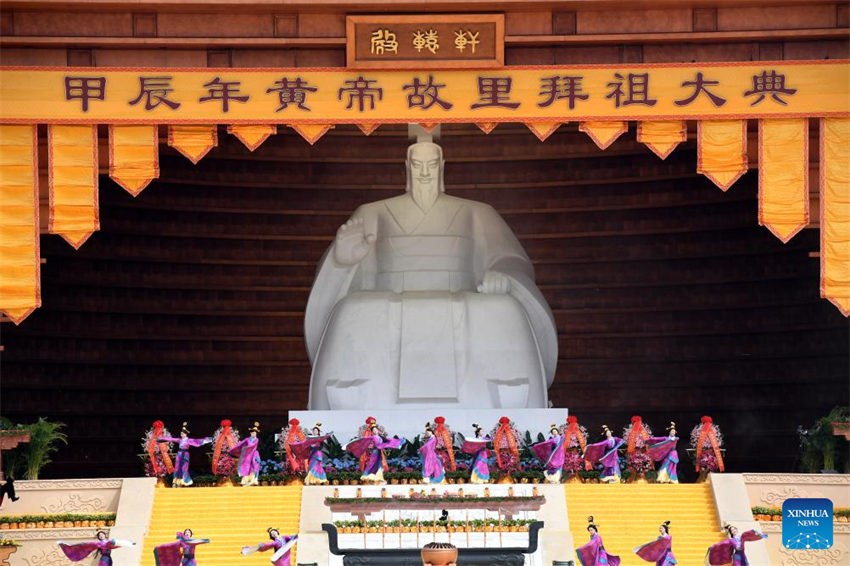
[{"xmin": 2, "ymin": 28, "xmax": 846, "ymax": 48}]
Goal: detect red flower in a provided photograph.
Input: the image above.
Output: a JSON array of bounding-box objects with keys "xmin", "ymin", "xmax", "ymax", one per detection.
[
  {"xmin": 701, "ymin": 416, "xmax": 712, "ymax": 424},
  {"xmin": 434, "ymin": 416, "xmax": 445, "ymax": 424},
  {"xmin": 631, "ymin": 415, "xmax": 642, "ymax": 423},
  {"xmin": 366, "ymin": 416, "xmax": 377, "ymax": 424},
  {"xmin": 220, "ymin": 419, "xmax": 231, "ymax": 428},
  {"xmin": 153, "ymin": 420, "xmax": 164, "ymax": 429},
  {"xmin": 289, "ymin": 418, "xmax": 300, "ymax": 426},
  {"xmin": 568, "ymin": 416, "xmax": 578, "ymax": 424},
  {"xmin": 499, "ymin": 416, "xmax": 510, "ymax": 425}
]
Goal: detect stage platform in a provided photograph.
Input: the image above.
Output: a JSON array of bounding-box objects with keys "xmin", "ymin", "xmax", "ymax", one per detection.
[{"xmin": 3, "ymin": 474, "xmax": 849, "ymax": 565}]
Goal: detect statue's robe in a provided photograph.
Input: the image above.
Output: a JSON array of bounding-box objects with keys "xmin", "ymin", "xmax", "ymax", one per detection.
[{"xmin": 305, "ymin": 193, "xmax": 558, "ymax": 409}]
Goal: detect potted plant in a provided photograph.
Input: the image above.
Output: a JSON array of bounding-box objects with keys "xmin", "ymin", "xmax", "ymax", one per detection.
[{"xmin": 0, "ymin": 537, "xmax": 20, "ymax": 565}]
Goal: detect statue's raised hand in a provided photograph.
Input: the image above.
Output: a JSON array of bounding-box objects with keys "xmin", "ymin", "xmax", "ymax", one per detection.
[
  {"xmin": 333, "ymin": 217, "xmax": 376, "ymax": 266},
  {"xmin": 477, "ymin": 270, "xmax": 511, "ymax": 294}
]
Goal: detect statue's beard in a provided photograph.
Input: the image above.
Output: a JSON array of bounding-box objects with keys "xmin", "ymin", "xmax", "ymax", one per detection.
[{"xmin": 411, "ymin": 182, "xmax": 439, "ymax": 212}]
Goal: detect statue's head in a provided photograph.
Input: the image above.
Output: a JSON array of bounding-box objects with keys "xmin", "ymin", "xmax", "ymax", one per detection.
[{"xmin": 406, "ymin": 141, "xmax": 444, "ymax": 210}]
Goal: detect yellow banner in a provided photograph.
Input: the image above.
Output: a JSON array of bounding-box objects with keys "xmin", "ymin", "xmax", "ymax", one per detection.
[
  {"xmin": 1, "ymin": 62, "xmax": 847, "ymax": 124},
  {"xmin": 820, "ymin": 118, "xmax": 850, "ymax": 316},
  {"xmin": 758, "ymin": 119, "xmax": 808, "ymax": 243}
]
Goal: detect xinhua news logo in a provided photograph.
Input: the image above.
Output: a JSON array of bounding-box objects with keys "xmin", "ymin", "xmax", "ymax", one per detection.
[{"xmin": 782, "ymin": 498, "xmax": 833, "ymax": 549}]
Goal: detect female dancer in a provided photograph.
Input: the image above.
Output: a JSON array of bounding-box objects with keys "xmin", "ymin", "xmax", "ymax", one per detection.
[
  {"xmin": 576, "ymin": 516, "xmax": 621, "ymax": 566},
  {"xmin": 152, "ymin": 529, "xmax": 211, "ymax": 566},
  {"xmin": 705, "ymin": 523, "xmax": 767, "ymax": 565},
  {"xmin": 461, "ymin": 423, "xmax": 491, "ymax": 484},
  {"xmin": 289, "ymin": 424, "xmax": 331, "ymax": 485},
  {"xmin": 648, "ymin": 422, "xmax": 679, "ymax": 484},
  {"xmin": 419, "ymin": 423, "xmax": 446, "ymax": 484},
  {"xmin": 531, "ymin": 424, "xmax": 566, "ymax": 483},
  {"xmin": 241, "ymin": 528, "xmax": 298, "ymax": 566},
  {"xmin": 634, "ymin": 521, "xmax": 676, "ymax": 564},
  {"xmin": 58, "ymin": 531, "xmax": 134, "ymax": 565},
  {"xmin": 157, "ymin": 423, "xmax": 212, "ymax": 487},
  {"xmin": 583, "ymin": 426, "xmax": 624, "ymax": 484},
  {"xmin": 230, "ymin": 422, "xmax": 262, "ymax": 486},
  {"xmin": 345, "ymin": 423, "xmax": 403, "ymax": 484}
]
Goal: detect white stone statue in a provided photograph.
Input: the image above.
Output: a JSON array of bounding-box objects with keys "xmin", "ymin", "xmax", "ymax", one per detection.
[{"xmin": 305, "ymin": 141, "xmax": 558, "ymax": 409}]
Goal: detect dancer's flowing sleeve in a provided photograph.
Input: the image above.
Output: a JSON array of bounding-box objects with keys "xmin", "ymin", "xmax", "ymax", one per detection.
[
  {"xmin": 461, "ymin": 436, "xmax": 490, "ymax": 454},
  {"xmin": 57, "ymin": 542, "xmax": 100, "ymax": 561},
  {"xmin": 153, "ymin": 541, "xmax": 183, "ymax": 566},
  {"xmin": 599, "ymin": 438, "xmax": 624, "ymax": 469},
  {"xmin": 741, "ymin": 530, "xmax": 767, "ymax": 543},
  {"xmin": 376, "ymin": 436, "xmax": 404, "ymax": 451},
  {"xmin": 270, "ymin": 536, "xmax": 297, "ymax": 562},
  {"xmin": 344, "ymin": 436, "xmax": 378, "ymax": 458},
  {"xmin": 647, "ymin": 437, "xmax": 677, "ymax": 462},
  {"xmin": 704, "ymin": 539, "xmax": 735, "ymax": 566},
  {"xmin": 241, "ymin": 542, "xmax": 278, "ymax": 555},
  {"xmin": 576, "ymin": 535, "xmax": 601, "ymax": 566},
  {"xmin": 157, "ymin": 436, "xmax": 180, "ymax": 443},
  {"xmin": 228, "ymin": 437, "xmax": 249, "ymax": 457},
  {"xmin": 183, "ymin": 538, "xmax": 211, "ymax": 546},
  {"xmin": 187, "ymin": 437, "xmax": 211, "ymax": 448},
  {"xmin": 289, "ymin": 435, "xmax": 329, "ymax": 461},
  {"xmin": 105, "ymin": 539, "xmax": 135, "ymax": 550},
  {"xmin": 634, "ymin": 536, "xmax": 671, "ymax": 563},
  {"xmin": 531, "ymin": 438, "xmax": 556, "ymax": 465}
]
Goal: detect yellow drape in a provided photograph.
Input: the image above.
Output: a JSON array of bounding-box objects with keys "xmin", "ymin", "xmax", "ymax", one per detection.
[
  {"xmin": 109, "ymin": 125, "xmax": 159, "ymax": 196},
  {"xmin": 0, "ymin": 125, "xmax": 40, "ymax": 324},
  {"xmin": 168, "ymin": 125, "xmax": 218, "ymax": 164},
  {"xmin": 820, "ymin": 118, "xmax": 850, "ymax": 316},
  {"xmin": 227, "ymin": 125, "xmax": 277, "ymax": 151},
  {"xmin": 290, "ymin": 124, "xmax": 334, "ymax": 145},
  {"xmin": 758, "ymin": 119, "xmax": 808, "ymax": 243},
  {"xmin": 697, "ymin": 120, "xmax": 748, "ymax": 191},
  {"xmin": 579, "ymin": 121, "xmax": 628, "ymax": 150},
  {"xmin": 637, "ymin": 120, "xmax": 686, "ymax": 159},
  {"xmin": 48, "ymin": 125, "xmax": 99, "ymax": 249}
]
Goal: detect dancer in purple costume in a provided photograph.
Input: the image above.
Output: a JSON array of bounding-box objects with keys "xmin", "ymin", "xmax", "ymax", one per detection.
[
  {"xmin": 289, "ymin": 424, "xmax": 331, "ymax": 485},
  {"xmin": 157, "ymin": 422, "xmax": 211, "ymax": 487},
  {"xmin": 634, "ymin": 521, "xmax": 676, "ymax": 565},
  {"xmin": 576, "ymin": 516, "xmax": 621, "ymax": 566},
  {"xmin": 344, "ymin": 424, "xmax": 404, "ymax": 484},
  {"xmin": 705, "ymin": 524, "xmax": 767, "ymax": 566},
  {"xmin": 153, "ymin": 529, "xmax": 210, "ymax": 566},
  {"xmin": 583, "ymin": 426, "xmax": 624, "ymax": 484},
  {"xmin": 647, "ymin": 422, "xmax": 679, "ymax": 484},
  {"xmin": 460, "ymin": 423, "xmax": 491, "ymax": 484},
  {"xmin": 58, "ymin": 531, "xmax": 134, "ymax": 565},
  {"xmin": 230, "ymin": 421, "xmax": 262, "ymax": 487},
  {"xmin": 531, "ymin": 424, "xmax": 566, "ymax": 483},
  {"xmin": 241, "ymin": 528, "xmax": 298, "ymax": 566},
  {"xmin": 419, "ymin": 423, "xmax": 446, "ymax": 484}
]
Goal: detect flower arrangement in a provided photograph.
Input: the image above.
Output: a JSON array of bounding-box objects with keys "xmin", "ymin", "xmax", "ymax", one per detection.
[
  {"xmin": 563, "ymin": 449, "xmax": 585, "ymax": 473},
  {"xmin": 622, "ymin": 416, "xmax": 653, "ymax": 452},
  {"xmin": 627, "ymin": 451, "xmax": 653, "ymax": 474},
  {"xmin": 690, "ymin": 416, "xmax": 725, "ymax": 472},
  {"xmin": 490, "ymin": 417, "xmax": 521, "ymax": 472},
  {"xmin": 140, "ymin": 420, "xmax": 173, "ymax": 478},
  {"xmin": 211, "ymin": 419, "xmax": 240, "ymax": 477}
]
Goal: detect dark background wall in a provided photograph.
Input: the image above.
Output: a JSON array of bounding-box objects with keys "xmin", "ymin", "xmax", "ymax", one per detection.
[{"xmin": 1, "ymin": 123, "xmax": 847, "ymax": 479}]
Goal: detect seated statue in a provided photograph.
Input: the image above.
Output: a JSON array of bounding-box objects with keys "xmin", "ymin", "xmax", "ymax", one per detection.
[{"xmin": 304, "ymin": 141, "xmax": 558, "ymax": 409}]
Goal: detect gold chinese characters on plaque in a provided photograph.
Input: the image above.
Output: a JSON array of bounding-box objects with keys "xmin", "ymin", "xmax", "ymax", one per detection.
[{"xmin": 347, "ymin": 14, "xmax": 504, "ymax": 69}]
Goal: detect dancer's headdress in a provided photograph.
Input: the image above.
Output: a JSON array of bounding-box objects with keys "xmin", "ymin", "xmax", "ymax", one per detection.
[
  {"xmin": 587, "ymin": 516, "xmax": 598, "ymax": 531},
  {"xmin": 181, "ymin": 422, "xmax": 190, "ymax": 435},
  {"xmin": 667, "ymin": 421, "xmax": 676, "ymax": 432},
  {"xmin": 660, "ymin": 520, "xmax": 671, "ymax": 533},
  {"xmin": 249, "ymin": 421, "xmax": 260, "ymax": 434}
]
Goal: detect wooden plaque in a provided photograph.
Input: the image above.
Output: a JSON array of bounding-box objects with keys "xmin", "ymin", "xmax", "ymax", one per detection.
[{"xmin": 346, "ymin": 14, "xmax": 504, "ymax": 69}]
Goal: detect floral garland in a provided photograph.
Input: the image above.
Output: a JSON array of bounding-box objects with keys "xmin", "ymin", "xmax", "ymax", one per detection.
[
  {"xmin": 490, "ymin": 417, "xmax": 520, "ymax": 471},
  {"xmin": 433, "ymin": 416, "xmax": 456, "ymax": 472},
  {"xmin": 280, "ymin": 419, "xmax": 308, "ymax": 473},
  {"xmin": 690, "ymin": 416, "xmax": 725, "ymax": 472},
  {"xmin": 211, "ymin": 419, "xmax": 240, "ymax": 476},
  {"xmin": 141, "ymin": 420, "xmax": 174, "ymax": 477},
  {"xmin": 623, "ymin": 416, "xmax": 653, "ymax": 453},
  {"xmin": 564, "ymin": 416, "xmax": 591, "ymax": 471}
]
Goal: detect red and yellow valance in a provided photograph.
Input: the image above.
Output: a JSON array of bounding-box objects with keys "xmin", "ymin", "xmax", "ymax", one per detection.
[{"xmin": 1, "ymin": 61, "xmax": 849, "ymax": 323}]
